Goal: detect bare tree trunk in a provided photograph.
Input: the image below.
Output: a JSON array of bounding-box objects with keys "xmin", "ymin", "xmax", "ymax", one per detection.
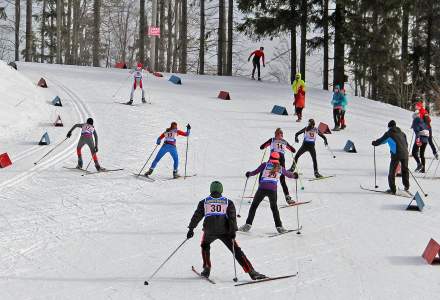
[
  {"xmin": 199, "ymin": 0, "xmax": 205, "ymax": 74},
  {"xmin": 25, "ymin": 0, "xmax": 32, "ymax": 62},
  {"xmin": 72, "ymin": 0, "xmax": 79, "ymax": 64},
  {"xmin": 323, "ymin": 0, "xmax": 329, "ymax": 90},
  {"xmin": 41, "ymin": 0, "xmax": 46, "ymax": 62},
  {"xmin": 151, "ymin": 0, "xmax": 157, "ymax": 70},
  {"xmin": 139, "ymin": 0, "xmax": 145, "ymax": 65},
  {"xmin": 49, "ymin": 5, "xmax": 54, "ymax": 63},
  {"xmin": 217, "ymin": 0, "xmax": 225, "ymax": 75},
  {"xmin": 172, "ymin": 0, "xmax": 179, "ymax": 72},
  {"xmin": 15, "ymin": 0, "xmax": 20, "ymax": 61},
  {"xmin": 180, "ymin": 0, "xmax": 187, "ymax": 73},
  {"xmin": 300, "ymin": 0, "xmax": 306, "ymax": 79},
  {"xmin": 425, "ymin": 6, "xmax": 433, "ymax": 78},
  {"xmin": 401, "ymin": 0, "xmax": 409, "ymax": 83},
  {"xmin": 226, "ymin": 0, "xmax": 233, "ymax": 75},
  {"xmin": 159, "ymin": 0, "xmax": 166, "ymax": 71},
  {"xmin": 92, "ymin": 0, "xmax": 101, "ymax": 66},
  {"xmin": 289, "ymin": 0, "xmax": 296, "ymax": 83},
  {"xmin": 57, "ymin": 0, "xmax": 62, "ymax": 63},
  {"xmin": 65, "ymin": 0, "xmax": 72, "ymax": 64},
  {"xmin": 333, "ymin": 0, "xmax": 345, "ymax": 88},
  {"xmin": 166, "ymin": 0, "xmax": 173, "ymax": 72}
]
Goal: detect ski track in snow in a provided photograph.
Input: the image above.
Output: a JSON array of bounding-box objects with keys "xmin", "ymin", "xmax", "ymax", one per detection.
[{"xmin": 0, "ymin": 62, "xmax": 439, "ymax": 299}]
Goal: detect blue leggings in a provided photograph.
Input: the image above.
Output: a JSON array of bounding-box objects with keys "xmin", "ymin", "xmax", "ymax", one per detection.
[{"xmin": 151, "ymin": 144, "xmax": 179, "ymax": 171}]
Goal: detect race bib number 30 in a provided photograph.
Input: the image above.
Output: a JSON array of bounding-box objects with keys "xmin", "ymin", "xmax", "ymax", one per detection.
[{"xmin": 204, "ymin": 197, "xmax": 228, "ymax": 217}]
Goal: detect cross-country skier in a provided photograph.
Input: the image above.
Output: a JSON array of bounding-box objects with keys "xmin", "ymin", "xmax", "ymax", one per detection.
[
  {"xmin": 248, "ymin": 47, "xmax": 265, "ymax": 81},
  {"xmin": 423, "ymin": 113, "xmax": 439, "ymax": 160},
  {"xmin": 292, "ymin": 73, "xmax": 306, "ymax": 122},
  {"xmin": 371, "ymin": 120, "xmax": 410, "ymax": 194},
  {"xmin": 290, "ymin": 119, "xmax": 327, "ymax": 178},
  {"xmin": 239, "ymin": 152, "xmax": 298, "ymax": 233},
  {"xmin": 331, "ymin": 85, "xmax": 346, "ymax": 131},
  {"xmin": 144, "ymin": 122, "xmax": 190, "ymax": 178},
  {"xmin": 126, "ymin": 63, "xmax": 146, "ymax": 105},
  {"xmin": 259, "ymin": 128, "xmax": 296, "ymax": 203},
  {"xmin": 66, "ymin": 118, "xmax": 103, "ymax": 171},
  {"xmin": 411, "ymin": 113, "xmax": 430, "ymax": 173},
  {"xmin": 187, "ymin": 181, "xmax": 266, "ymax": 280}
]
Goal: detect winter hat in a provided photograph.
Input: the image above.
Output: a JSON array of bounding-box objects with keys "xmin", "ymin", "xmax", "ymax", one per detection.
[
  {"xmin": 295, "ymin": 73, "xmax": 301, "ymax": 79},
  {"xmin": 86, "ymin": 118, "xmax": 94, "ymax": 125},
  {"xmin": 137, "ymin": 63, "xmax": 143, "ymax": 70},
  {"xmin": 210, "ymin": 181, "xmax": 223, "ymax": 195},
  {"xmin": 269, "ymin": 152, "xmax": 280, "ymax": 163},
  {"xmin": 387, "ymin": 120, "xmax": 396, "ymax": 128}
]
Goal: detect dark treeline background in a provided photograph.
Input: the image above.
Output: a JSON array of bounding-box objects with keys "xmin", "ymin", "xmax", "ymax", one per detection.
[{"xmin": 1, "ymin": 0, "xmax": 440, "ymax": 111}]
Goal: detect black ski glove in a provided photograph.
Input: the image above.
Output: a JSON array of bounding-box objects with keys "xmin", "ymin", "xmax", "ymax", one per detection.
[
  {"xmin": 186, "ymin": 124, "xmax": 191, "ymax": 130},
  {"xmin": 94, "ymin": 146, "xmax": 98, "ymax": 153},
  {"xmin": 324, "ymin": 140, "xmax": 328, "ymax": 146},
  {"xmin": 371, "ymin": 141, "xmax": 377, "ymax": 146},
  {"xmin": 66, "ymin": 131, "xmax": 72, "ymax": 138},
  {"xmin": 187, "ymin": 228, "xmax": 194, "ymax": 239},
  {"xmin": 293, "ymin": 172, "xmax": 299, "ymax": 179},
  {"xmin": 245, "ymin": 172, "xmax": 250, "ymax": 178},
  {"xmin": 295, "ymin": 137, "xmax": 299, "ymax": 143},
  {"xmin": 231, "ymin": 231, "xmax": 236, "ymax": 239}
]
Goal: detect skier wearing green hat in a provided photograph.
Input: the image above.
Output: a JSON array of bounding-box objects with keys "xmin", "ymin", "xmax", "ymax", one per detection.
[{"xmin": 187, "ymin": 181, "xmax": 266, "ymax": 280}]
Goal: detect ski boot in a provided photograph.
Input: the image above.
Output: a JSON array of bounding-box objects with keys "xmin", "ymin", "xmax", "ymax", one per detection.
[
  {"xmin": 419, "ymin": 167, "xmax": 426, "ymax": 173},
  {"xmin": 276, "ymin": 226, "xmax": 288, "ymax": 234},
  {"xmin": 332, "ymin": 126, "xmax": 340, "ymax": 131},
  {"xmin": 76, "ymin": 158, "xmax": 83, "ymax": 169},
  {"xmin": 173, "ymin": 170, "xmax": 180, "ymax": 179},
  {"xmin": 435, "ymin": 152, "xmax": 439, "ymax": 160},
  {"xmin": 248, "ymin": 269, "xmax": 267, "ymax": 280},
  {"xmin": 144, "ymin": 168, "xmax": 153, "ymax": 177},
  {"xmin": 258, "ymin": 77, "xmax": 261, "ymax": 81},
  {"xmin": 142, "ymin": 97, "xmax": 147, "ymax": 104},
  {"xmin": 126, "ymin": 99, "xmax": 133, "ymax": 105},
  {"xmin": 386, "ymin": 189, "xmax": 396, "ymax": 195},
  {"xmin": 201, "ymin": 267, "xmax": 211, "ymax": 278},
  {"xmin": 238, "ymin": 224, "xmax": 252, "ymax": 232},
  {"xmin": 285, "ymin": 195, "xmax": 295, "ymax": 205},
  {"xmin": 314, "ymin": 171, "xmax": 323, "ymax": 179},
  {"xmin": 415, "ymin": 164, "xmax": 423, "ymax": 172},
  {"xmin": 95, "ymin": 163, "xmax": 105, "ymax": 172}
]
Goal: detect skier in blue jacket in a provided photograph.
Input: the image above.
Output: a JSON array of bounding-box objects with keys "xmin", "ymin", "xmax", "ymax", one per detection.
[{"xmin": 331, "ymin": 85, "xmax": 347, "ymax": 131}]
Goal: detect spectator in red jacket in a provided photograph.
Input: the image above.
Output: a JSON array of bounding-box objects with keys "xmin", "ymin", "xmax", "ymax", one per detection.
[{"xmin": 248, "ymin": 47, "xmax": 265, "ymax": 81}]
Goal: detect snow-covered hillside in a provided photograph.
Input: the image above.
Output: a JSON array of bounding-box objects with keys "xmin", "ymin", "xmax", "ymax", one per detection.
[{"xmin": 0, "ymin": 62, "xmax": 439, "ymax": 300}]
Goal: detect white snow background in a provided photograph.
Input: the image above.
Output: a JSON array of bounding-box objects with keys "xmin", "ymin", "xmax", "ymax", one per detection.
[{"xmin": 0, "ymin": 61, "xmax": 439, "ymax": 299}]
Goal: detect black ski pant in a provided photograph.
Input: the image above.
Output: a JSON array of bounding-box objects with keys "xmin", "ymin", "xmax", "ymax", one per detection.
[
  {"xmin": 295, "ymin": 107, "xmax": 303, "ymax": 120},
  {"xmin": 246, "ymin": 189, "xmax": 282, "ymax": 227},
  {"xmin": 292, "ymin": 142, "xmax": 318, "ymax": 173},
  {"xmin": 279, "ymin": 154, "xmax": 289, "ymax": 196},
  {"xmin": 252, "ymin": 57, "xmax": 261, "ymax": 79},
  {"xmin": 333, "ymin": 108, "xmax": 342, "ymax": 128},
  {"xmin": 201, "ymin": 233, "xmax": 253, "ymax": 273},
  {"xmin": 428, "ymin": 135, "xmax": 437, "ymax": 155},
  {"xmin": 412, "ymin": 142, "xmax": 427, "ymax": 169},
  {"xmin": 389, "ymin": 157, "xmax": 409, "ymax": 193}
]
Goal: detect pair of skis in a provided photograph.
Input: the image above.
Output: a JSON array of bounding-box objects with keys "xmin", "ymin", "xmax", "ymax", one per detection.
[
  {"xmin": 360, "ymin": 185, "xmax": 413, "ymax": 198},
  {"xmin": 63, "ymin": 166, "xmax": 124, "ymax": 176},
  {"xmin": 191, "ymin": 266, "xmax": 298, "ymax": 286},
  {"xmin": 132, "ymin": 173, "xmax": 197, "ymax": 182}
]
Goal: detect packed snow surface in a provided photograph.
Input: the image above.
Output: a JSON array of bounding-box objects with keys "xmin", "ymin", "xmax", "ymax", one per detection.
[{"xmin": 0, "ymin": 62, "xmax": 439, "ymax": 299}]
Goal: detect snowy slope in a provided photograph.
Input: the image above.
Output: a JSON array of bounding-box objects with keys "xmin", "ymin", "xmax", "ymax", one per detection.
[{"xmin": 0, "ymin": 62, "xmax": 439, "ymax": 300}]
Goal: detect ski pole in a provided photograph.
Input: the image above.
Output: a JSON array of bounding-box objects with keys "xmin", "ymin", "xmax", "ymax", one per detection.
[
  {"xmin": 294, "ymin": 178, "xmax": 301, "ymax": 234},
  {"xmin": 408, "ymin": 169, "xmax": 428, "ymax": 197},
  {"xmin": 326, "ymin": 145, "xmax": 336, "ymax": 159},
  {"xmin": 184, "ymin": 132, "xmax": 189, "ymax": 179},
  {"xmin": 231, "ymin": 239, "xmax": 238, "ymax": 282},
  {"xmin": 296, "ymin": 200, "xmax": 301, "ymax": 235},
  {"xmin": 424, "ymin": 157, "xmax": 435, "ymax": 178},
  {"xmin": 237, "ymin": 177, "xmax": 249, "ymax": 218},
  {"xmin": 137, "ymin": 144, "xmax": 159, "ymax": 176},
  {"xmin": 144, "ymin": 238, "xmax": 189, "ymax": 285},
  {"xmin": 408, "ymin": 132, "xmax": 414, "ymax": 153},
  {"xmin": 433, "ymin": 159, "xmax": 440, "ymax": 177},
  {"xmin": 248, "ymin": 149, "xmax": 267, "ymax": 197},
  {"xmin": 373, "ymin": 146, "xmax": 378, "ymax": 188},
  {"xmin": 112, "ymin": 73, "xmax": 131, "ymax": 98},
  {"xmin": 34, "ymin": 137, "xmax": 68, "ymax": 165},
  {"xmin": 290, "ymin": 155, "xmax": 304, "ymax": 190}
]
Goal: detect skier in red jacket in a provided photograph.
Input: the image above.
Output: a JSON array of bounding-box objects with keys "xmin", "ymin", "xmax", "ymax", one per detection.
[{"xmin": 248, "ymin": 47, "xmax": 265, "ymax": 81}]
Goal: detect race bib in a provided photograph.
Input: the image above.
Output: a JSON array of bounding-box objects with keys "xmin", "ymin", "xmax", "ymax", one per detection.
[
  {"xmin": 261, "ymin": 163, "xmax": 281, "ymax": 183},
  {"xmin": 270, "ymin": 138, "xmax": 286, "ymax": 153},
  {"xmin": 204, "ymin": 197, "xmax": 228, "ymax": 217},
  {"xmin": 304, "ymin": 128, "xmax": 317, "ymax": 142},
  {"xmin": 81, "ymin": 124, "xmax": 94, "ymax": 136},
  {"xmin": 164, "ymin": 130, "xmax": 177, "ymax": 143}
]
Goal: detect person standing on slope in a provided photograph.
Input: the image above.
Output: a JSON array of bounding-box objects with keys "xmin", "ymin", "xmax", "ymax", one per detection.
[
  {"xmin": 339, "ymin": 87, "xmax": 348, "ymax": 129},
  {"xmin": 259, "ymin": 128, "xmax": 296, "ymax": 203},
  {"xmin": 66, "ymin": 118, "xmax": 103, "ymax": 171},
  {"xmin": 372, "ymin": 120, "xmax": 410, "ymax": 195},
  {"xmin": 290, "ymin": 119, "xmax": 328, "ymax": 178},
  {"xmin": 145, "ymin": 122, "xmax": 190, "ymax": 178},
  {"xmin": 248, "ymin": 47, "xmax": 265, "ymax": 81},
  {"xmin": 331, "ymin": 85, "xmax": 346, "ymax": 131},
  {"xmin": 126, "ymin": 63, "xmax": 146, "ymax": 105},
  {"xmin": 239, "ymin": 152, "xmax": 298, "ymax": 234},
  {"xmin": 411, "ymin": 113, "xmax": 429, "ymax": 173},
  {"xmin": 292, "ymin": 73, "xmax": 306, "ymax": 122},
  {"xmin": 187, "ymin": 181, "xmax": 266, "ymax": 280}
]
